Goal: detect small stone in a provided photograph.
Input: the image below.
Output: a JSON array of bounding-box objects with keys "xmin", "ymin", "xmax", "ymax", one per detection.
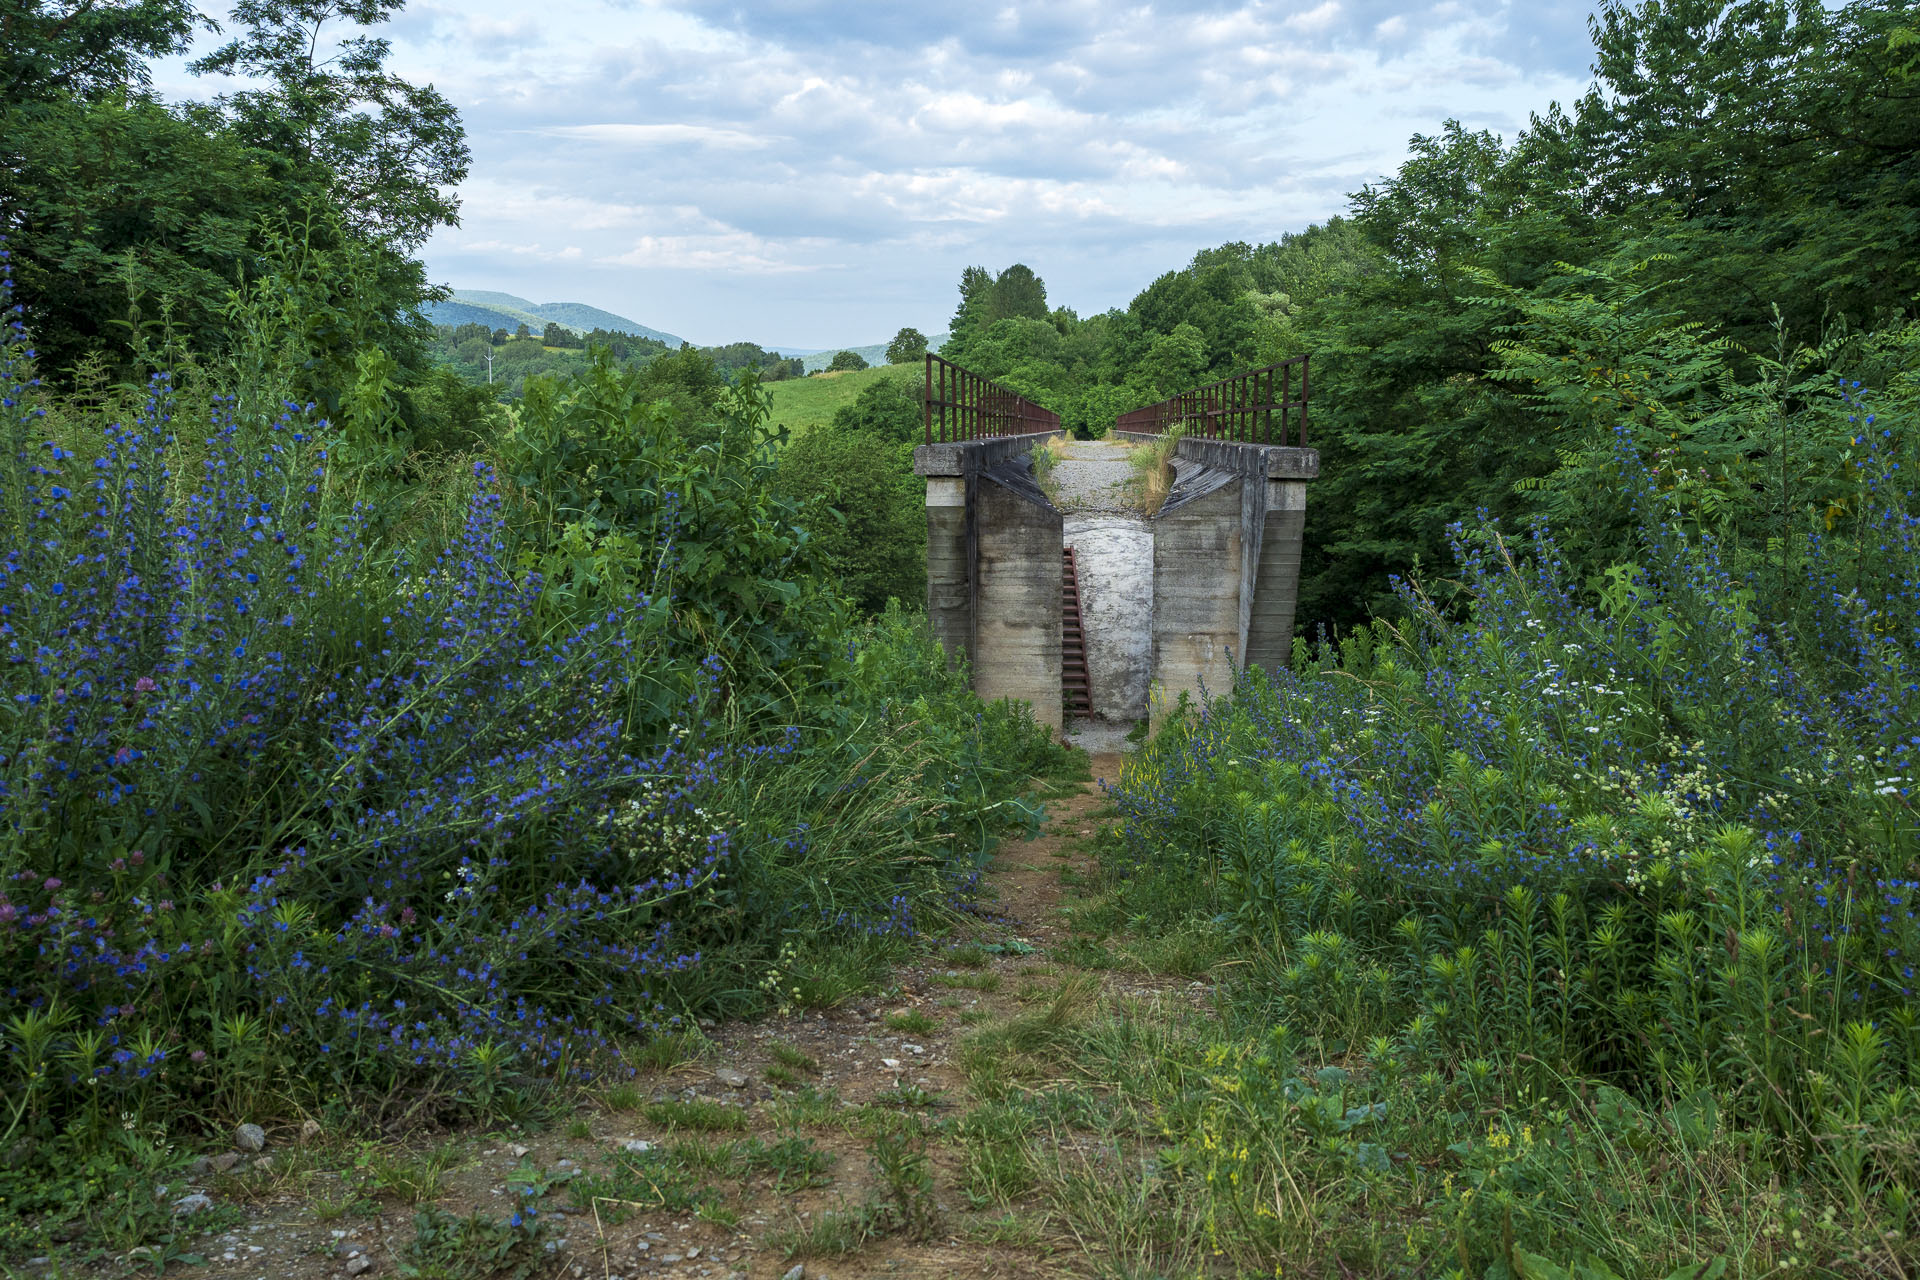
[
  {"xmin": 187, "ymin": 1156, "xmax": 212, "ymax": 1177},
  {"xmin": 622, "ymin": 1139, "xmax": 653, "ymax": 1154},
  {"xmin": 345, "ymin": 1254, "xmax": 374, "ymax": 1276},
  {"xmin": 782, "ymin": 1266, "xmax": 806, "ymax": 1280},
  {"xmin": 300, "ymin": 1119, "xmax": 323, "ymax": 1144},
  {"xmin": 555, "ymin": 1158, "xmax": 576, "ymax": 1170},
  {"xmin": 714, "ymin": 1068, "xmax": 748, "ymax": 1089},
  {"xmin": 686, "ymin": 1247, "xmax": 701, "ymax": 1259},
  {"xmin": 662, "ymin": 1254, "xmax": 683, "ymax": 1264},
  {"xmin": 212, "ymin": 1153, "xmax": 242, "ymax": 1172},
  {"xmin": 902, "ymin": 1044, "xmax": 924, "ymax": 1055},
  {"xmin": 172, "ymin": 1193, "xmax": 214, "ymax": 1216},
  {"xmin": 880, "ymin": 1058, "xmax": 902, "ymax": 1071},
  {"xmin": 251, "ymin": 1155, "xmax": 274, "ymax": 1173},
  {"xmin": 508, "ymin": 1143, "xmax": 531, "ymax": 1158}
]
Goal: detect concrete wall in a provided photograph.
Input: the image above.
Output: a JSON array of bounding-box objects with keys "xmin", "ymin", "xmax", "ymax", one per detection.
[
  {"xmin": 913, "ymin": 434, "xmax": 1065, "ymax": 732},
  {"xmin": 915, "ymin": 430, "xmax": 1314, "ymax": 735},
  {"xmin": 1147, "ymin": 438, "xmax": 1318, "ymax": 721}
]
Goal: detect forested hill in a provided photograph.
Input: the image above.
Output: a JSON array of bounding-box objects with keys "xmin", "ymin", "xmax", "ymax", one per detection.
[{"xmin": 423, "ymin": 290, "xmax": 685, "ymax": 346}]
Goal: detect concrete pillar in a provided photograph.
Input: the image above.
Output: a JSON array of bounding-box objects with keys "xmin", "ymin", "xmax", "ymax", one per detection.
[
  {"xmin": 1150, "ymin": 469, "xmax": 1243, "ymax": 722},
  {"xmin": 972, "ymin": 473, "xmax": 1063, "ymax": 733},
  {"xmin": 913, "ymin": 435, "xmax": 1065, "ymax": 732},
  {"xmin": 924, "ymin": 476, "xmax": 971, "ymax": 666},
  {"xmin": 1244, "ymin": 448, "xmax": 1317, "ymax": 674}
]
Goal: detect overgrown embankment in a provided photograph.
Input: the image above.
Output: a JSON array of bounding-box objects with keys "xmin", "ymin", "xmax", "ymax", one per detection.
[{"xmin": 0, "ymin": 247, "xmax": 1073, "ymax": 1263}]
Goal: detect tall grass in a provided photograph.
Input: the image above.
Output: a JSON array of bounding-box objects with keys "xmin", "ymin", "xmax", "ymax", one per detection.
[{"xmin": 1124, "ymin": 425, "xmax": 1183, "ymax": 515}]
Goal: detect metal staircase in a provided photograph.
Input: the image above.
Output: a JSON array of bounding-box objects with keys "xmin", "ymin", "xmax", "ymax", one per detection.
[{"xmin": 1062, "ymin": 546, "xmax": 1091, "ymax": 717}]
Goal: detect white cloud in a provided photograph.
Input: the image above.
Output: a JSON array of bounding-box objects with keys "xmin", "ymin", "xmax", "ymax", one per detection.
[
  {"xmin": 538, "ymin": 123, "xmax": 772, "ymax": 149},
  {"xmin": 155, "ymin": 0, "xmax": 1594, "ymax": 345}
]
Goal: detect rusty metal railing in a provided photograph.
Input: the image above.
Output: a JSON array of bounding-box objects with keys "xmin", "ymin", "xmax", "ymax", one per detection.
[
  {"xmin": 923, "ymin": 353, "xmax": 1061, "ymax": 445},
  {"xmin": 1113, "ymin": 354, "xmax": 1310, "ymax": 446}
]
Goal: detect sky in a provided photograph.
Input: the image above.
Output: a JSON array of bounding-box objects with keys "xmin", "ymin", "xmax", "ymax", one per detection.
[{"xmin": 157, "ymin": 1, "xmax": 1599, "ymax": 350}]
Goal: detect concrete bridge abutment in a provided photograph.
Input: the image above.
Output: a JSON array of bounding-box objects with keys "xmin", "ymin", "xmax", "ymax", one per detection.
[
  {"xmin": 1141, "ymin": 436, "xmax": 1318, "ymax": 723},
  {"xmin": 917, "ymin": 432, "xmax": 1317, "ymax": 735},
  {"xmin": 914, "ymin": 435, "xmax": 1066, "ymax": 734}
]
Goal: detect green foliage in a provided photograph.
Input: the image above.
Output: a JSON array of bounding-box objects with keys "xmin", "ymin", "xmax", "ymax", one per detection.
[
  {"xmin": 2, "ymin": 0, "xmax": 462, "ymax": 390},
  {"xmin": 774, "ymin": 378, "xmax": 925, "ymax": 614},
  {"xmin": 188, "ymin": 0, "xmax": 469, "ymax": 253},
  {"xmin": 886, "ymin": 326, "xmax": 929, "ymax": 364},
  {"xmin": 1100, "ymin": 377, "xmax": 1920, "ymax": 1267},
  {"xmin": 827, "ymin": 348, "xmax": 870, "ymax": 372}
]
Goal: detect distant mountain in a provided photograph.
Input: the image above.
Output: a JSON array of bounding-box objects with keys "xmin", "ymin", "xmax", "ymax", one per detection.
[
  {"xmin": 794, "ymin": 332, "xmax": 949, "ymax": 373},
  {"xmin": 422, "ymin": 290, "xmax": 684, "ymax": 347}
]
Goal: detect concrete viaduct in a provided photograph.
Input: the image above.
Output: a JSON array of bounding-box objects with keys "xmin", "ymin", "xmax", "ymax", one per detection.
[{"xmin": 911, "ymin": 355, "xmax": 1318, "ymax": 733}]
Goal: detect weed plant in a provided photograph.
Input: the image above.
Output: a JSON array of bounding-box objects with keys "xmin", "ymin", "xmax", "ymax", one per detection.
[
  {"xmin": 0, "ymin": 246, "xmax": 1071, "ymax": 1249},
  {"xmin": 1102, "ymin": 406, "xmax": 1920, "ymax": 1271}
]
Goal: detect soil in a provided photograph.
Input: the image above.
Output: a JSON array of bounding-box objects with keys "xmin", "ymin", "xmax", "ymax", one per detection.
[{"xmin": 66, "ymin": 752, "xmax": 1156, "ymax": 1280}]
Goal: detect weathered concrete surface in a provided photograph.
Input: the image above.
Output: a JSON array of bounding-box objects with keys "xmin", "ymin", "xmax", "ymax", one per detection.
[
  {"xmin": 1144, "ymin": 438, "xmax": 1320, "ymax": 724},
  {"xmin": 973, "ymin": 469, "xmax": 1063, "ymax": 732},
  {"xmin": 913, "ymin": 433, "xmax": 1064, "ymax": 732},
  {"xmin": 1063, "ymin": 514, "xmax": 1151, "ymax": 722},
  {"xmin": 1151, "ymin": 469, "xmax": 1245, "ymax": 721},
  {"xmin": 1065, "ymin": 718, "xmax": 1137, "ymax": 756}
]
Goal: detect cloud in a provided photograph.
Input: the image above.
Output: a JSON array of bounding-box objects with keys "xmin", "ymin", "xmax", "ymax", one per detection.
[
  {"xmin": 154, "ymin": 0, "xmax": 1597, "ymax": 345},
  {"xmin": 538, "ymin": 123, "xmax": 772, "ymax": 149}
]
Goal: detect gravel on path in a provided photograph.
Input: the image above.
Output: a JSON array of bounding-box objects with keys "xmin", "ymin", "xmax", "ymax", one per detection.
[{"xmin": 1049, "ymin": 440, "xmax": 1139, "ymax": 513}]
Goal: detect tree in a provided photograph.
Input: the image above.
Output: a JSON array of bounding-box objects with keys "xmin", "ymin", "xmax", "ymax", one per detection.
[
  {"xmin": 1, "ymin": 0, "xmax": 204, "ymax": 104},
  {"xmin": 886, "ymin": 327, "xmax": 928, "ymax": 364},
  {"xmin": 827, "ymin": 349, "xmax": 869, "ymax": 372},
  {"xmin": 190, "ymin": 0, "xmax": 469, "ymax": 252},
  {"xmin": 775, "ymin": 381, "xmax": 924, "ymax": 612},
  {"xmin": 950, "ymin": 265, "xmax": 992, "ymax": 336},
  {"xmin": 987, "ymin": 264, "xmax": 1049, "ymax": 324}
]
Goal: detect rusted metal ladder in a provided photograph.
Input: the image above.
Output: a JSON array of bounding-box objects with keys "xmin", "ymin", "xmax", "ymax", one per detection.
[{"xmin": 1062, "ymin": 546, "xmax": 1091, "ymax": 718}]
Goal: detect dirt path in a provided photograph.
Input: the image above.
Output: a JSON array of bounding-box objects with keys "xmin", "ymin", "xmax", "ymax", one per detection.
[{"xmin": 124, "ymin": 753, "xmax": 1148, "ymax": 1280}]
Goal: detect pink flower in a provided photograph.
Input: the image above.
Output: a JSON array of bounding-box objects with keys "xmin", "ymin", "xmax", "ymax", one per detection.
[
  {"xmin": 134, "ymin": 677, "xmax": 156, "ymax": 693},
  {"xmin": 42, "ymin": 877, "xmax": 61, "ymax": 891}
]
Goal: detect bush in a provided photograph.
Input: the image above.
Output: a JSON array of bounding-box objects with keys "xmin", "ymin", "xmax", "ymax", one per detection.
[
  {"xmin": 828, "ymin": 350, "xmax": 869, "ymax": 373},
  {"xmin": 774, "ymin": 378, "xmax": 925, "ymax": 613},
  {"xmin": 0, "ymin": 249, "xmax": 1070, "ymax": 1175},
  {"xmin": 1114, "ymin": 417, "xmax": 1920, "ymax": 1133}
]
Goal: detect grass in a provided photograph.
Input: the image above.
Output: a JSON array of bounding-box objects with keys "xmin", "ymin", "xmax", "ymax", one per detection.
[
  {"xmin": 764, "ymin": 1086, "xmax": 843, "ymax": 1130},
  {"xmin": 883, "ymin": 1009, "xmax": 938, "ymax": 1035},
  {"xmin": 768, "ymin": 1042, "xmax": 821, "ymax": 1073},
  {"xmin": 933, "ymin": 971, "xmax": 1001, "ymax": 992},
  {"xmin": 765, "ymin": 362, "xmax": 921, "ymax": 436},
  {"xmin": 358, "ymin": 1144, "xmax": 461, "ymax": 1205},
  {"xmin": 641, "ymin": 1099, "xmax": 751, "ymax": 1132},
  {"xmin": 1124, "ymin": 428, "xmax": 1181, "ymax": 514}
]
